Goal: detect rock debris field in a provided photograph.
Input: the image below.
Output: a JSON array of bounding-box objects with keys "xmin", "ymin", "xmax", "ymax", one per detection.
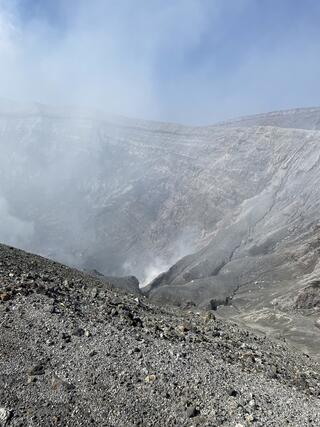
[{"xmin": 0, "ymin": 243, "xmax": 320, "ymax": 426}]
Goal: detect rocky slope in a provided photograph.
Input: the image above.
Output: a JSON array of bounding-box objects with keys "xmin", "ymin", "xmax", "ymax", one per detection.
[
  {"xmin": 1, "ymin": 243, "xmax": 320, "ymax": 426},
  {"xmin": 1, "ymin": 101, "xmax": 320, "ymax": 356}
]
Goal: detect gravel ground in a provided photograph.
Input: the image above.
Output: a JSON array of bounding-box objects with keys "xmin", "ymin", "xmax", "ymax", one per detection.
[{"xmin": 0, "ymin": 243, "xmax": 320, "ymax": 426}]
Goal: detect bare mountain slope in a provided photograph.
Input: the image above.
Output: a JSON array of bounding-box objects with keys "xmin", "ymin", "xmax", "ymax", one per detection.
[
  {"xmin": 1, "ymin": 243, "xmax": 320, "ymax": 426},
  {"xmin": 146, "ymin": 124, "xmax": 320, "ymax": 355}
]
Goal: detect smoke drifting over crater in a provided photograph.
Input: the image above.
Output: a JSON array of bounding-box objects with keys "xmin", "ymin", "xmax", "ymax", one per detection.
[
  {"xmin": 0, "ymin": 101, "xmax": 204, "ymax": 283},
  {"xmin": 0, "ymin": 196, "xmax": 34, "ymax": 247},
  {"xmin": 1, "ymin": 1, "xmax": 320, "ymax": 286}
]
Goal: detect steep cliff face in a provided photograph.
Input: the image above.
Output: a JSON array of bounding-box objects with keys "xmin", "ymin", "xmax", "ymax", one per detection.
[
  {"xmin": 147, "ymin": 123, "xmax": 320, "ymax": 297},
  {"xmin": 1, "ymin": 101, "xmax": 320, "ymax": 354},
  {"xmin": 145, "ymin": 123, "xmax": 320, "ymax": 355}
]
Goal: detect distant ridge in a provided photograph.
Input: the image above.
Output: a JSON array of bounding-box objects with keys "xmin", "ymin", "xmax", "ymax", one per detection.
[{"xmin": 214, "ymin": 106, "xmax": 320, "ymax": 130}]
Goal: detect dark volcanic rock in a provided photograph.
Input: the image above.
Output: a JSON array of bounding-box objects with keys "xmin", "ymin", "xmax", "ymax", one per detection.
[
  {"xmin": 86, "ymin": 269, "xmax": 141, "ymax": 295},
  {"xmin": 295, "ymin": 281, "xmax": 320, "ymax": 309},
  {"xmin": 0, "ymin": 243, "xmax": 320, "ymax": 426}
]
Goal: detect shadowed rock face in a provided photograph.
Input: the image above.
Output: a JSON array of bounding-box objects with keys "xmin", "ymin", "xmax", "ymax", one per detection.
[
  {"xmin": 295, "ymin": 281, "xmax": 320, "ymax": 309},
  {"xmin": 86, "ymin": 269, "xmax": 141, "ymax": 295},
  {"xmin": 1, "ymin": 101, "xmax": 320, "ymax": 354}
]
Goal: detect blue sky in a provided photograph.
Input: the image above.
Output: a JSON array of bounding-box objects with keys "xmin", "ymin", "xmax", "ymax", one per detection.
[{"xmin": 1, "ymin": 0, "xmax": 320, "ymax": 124}]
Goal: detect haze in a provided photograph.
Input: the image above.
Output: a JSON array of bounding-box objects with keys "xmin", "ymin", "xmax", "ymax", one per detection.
[{"xmin": 0, "ymin": 0, "xmax": 320, "ymax": 124}]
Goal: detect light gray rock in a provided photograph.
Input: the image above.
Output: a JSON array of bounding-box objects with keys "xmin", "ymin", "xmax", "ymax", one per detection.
[{"xmin": 0, "ymin": 407, "xmax": 11, "ymax": 426}]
